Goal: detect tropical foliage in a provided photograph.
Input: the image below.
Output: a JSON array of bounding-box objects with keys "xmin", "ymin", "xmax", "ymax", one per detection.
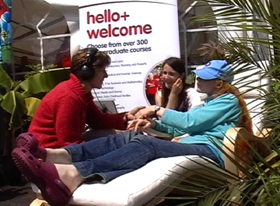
[
  {"xmin": 0, "ymin": 66, "xmax": 70, "ymax": 130},
  {"xmin": 162, "ymin": 0, "xmax": 280, "ymax": 205}
]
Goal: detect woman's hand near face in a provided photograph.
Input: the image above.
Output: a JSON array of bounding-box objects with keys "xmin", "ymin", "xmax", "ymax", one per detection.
[
  {"xmin": 170, "ymin": 78, "xmax": 183, "ymax": 95},
  {"xmin": 165, "ymin": 78, "xmax": 182, "ymax": 110}
]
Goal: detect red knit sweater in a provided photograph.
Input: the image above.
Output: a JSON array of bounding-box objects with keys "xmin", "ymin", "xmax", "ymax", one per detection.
[{"xmin": 29, "ymin": 74, "xmax": 127, "ymax": 148}]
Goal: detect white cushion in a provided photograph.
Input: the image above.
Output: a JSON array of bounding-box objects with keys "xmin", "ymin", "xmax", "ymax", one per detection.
[{"xmin": 32, "ymin": 156, "xmax": 216, "ymax": 206}]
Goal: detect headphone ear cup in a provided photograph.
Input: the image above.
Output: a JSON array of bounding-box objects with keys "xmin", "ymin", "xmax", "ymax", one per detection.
[
  {"xmin": 77, "ymin": 48, "xmax": 99, "ymax": 81},
  {"xmin": 79, "ymin": 64, "xmax": 95, "ymax": 81}
]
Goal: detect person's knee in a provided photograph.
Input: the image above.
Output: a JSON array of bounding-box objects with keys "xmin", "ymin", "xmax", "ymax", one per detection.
[
  {"xmin": 120, "ymin": 130, "xmax": 144, "ymax": 142},
  {"xmin": 82, "ymin": 129, "xmax": 116, "ymax": 141},
  {"xmin": 132, "ymin": 135, "xmax": 154, "ymax": 145}
]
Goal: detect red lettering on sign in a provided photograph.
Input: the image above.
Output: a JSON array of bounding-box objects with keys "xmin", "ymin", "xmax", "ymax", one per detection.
[
  {"xmin": 87, "ymin": 24, "xmax": 153, "ymax": 39},
  {"xmin": 87, "ymin": 9, "xmax": 130, "ymax": 24}
]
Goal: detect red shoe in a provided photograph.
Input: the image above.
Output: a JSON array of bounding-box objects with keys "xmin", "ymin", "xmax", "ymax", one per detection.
[
  {"xmin": 12, "ymin": 147, "xmax": 72, "ymax": 206},
  {"xmin": 16, "ymin": 133, "xmax": 47, "ymax": 161}
]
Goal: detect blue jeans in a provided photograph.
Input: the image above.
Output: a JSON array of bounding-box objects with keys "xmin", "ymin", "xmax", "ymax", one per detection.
[{"xmin": 65, "ymin": 131, "xmax": 220, "ymax": 183}]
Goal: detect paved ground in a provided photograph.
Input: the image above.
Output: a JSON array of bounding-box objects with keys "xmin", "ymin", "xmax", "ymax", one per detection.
[
  {"xmin": 0, "ymin": 183, "xmax": 183, "ymax": 206},
  {"xmin": 0, "ymin": 183, "xmax": 36, "ymax": 206}
]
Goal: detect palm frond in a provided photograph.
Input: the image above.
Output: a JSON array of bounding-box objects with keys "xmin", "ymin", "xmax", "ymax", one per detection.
[{"xmin": 164, "ymin": 0, "xmax": 280, "ymax": 204}]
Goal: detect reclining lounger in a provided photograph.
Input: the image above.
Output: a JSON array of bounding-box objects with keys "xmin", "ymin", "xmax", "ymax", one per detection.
[{"xmin": 30, "ymin": 127, "xmax": 269, "ymax": 206}]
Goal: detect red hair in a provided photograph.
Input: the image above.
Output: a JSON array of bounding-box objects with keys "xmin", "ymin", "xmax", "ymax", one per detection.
[
  {"xmin": 214, "ymin": 81, "xmax": 253, "ymax": 134},
  {"xmin": 215, "ymin": 81, "xmax": 253, "ymax": 175}
]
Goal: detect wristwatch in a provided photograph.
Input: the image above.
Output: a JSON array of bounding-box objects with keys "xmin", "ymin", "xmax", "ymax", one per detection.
[{"xmin": 154, "ymin": 105, "xmax": 161, "ymax": 115}]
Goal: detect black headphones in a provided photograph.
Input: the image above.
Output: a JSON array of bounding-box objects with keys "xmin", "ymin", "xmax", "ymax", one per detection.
[{"xmin": 76, "ymin": 47, "xmax": 99, "ymax": 81}]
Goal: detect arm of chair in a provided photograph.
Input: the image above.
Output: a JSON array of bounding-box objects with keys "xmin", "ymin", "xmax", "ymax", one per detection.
[
  {"xmin": 234, "ymin": 127, "xmax": 272, "ymax": 158},
  {"xmin": 223, "ymin": 127, "xmax": 241, "ymax": 177},
  {"xmin": 223, "ymin": 127, "xmax": 272, "ymax": 179},
  {"xmin": 30, "ymin": 198, "xmax": 49, "ymax": 206}
]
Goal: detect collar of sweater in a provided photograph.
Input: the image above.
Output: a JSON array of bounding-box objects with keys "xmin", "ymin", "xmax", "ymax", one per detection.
[{"xmin": 67, "ymin": 74, "xmax": 93, "ymax": 105}]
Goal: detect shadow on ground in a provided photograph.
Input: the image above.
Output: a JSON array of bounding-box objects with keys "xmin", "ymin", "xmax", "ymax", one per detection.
[{"xmin": 0, "ymin": 184, "xmax": 36, "ymax": 206}]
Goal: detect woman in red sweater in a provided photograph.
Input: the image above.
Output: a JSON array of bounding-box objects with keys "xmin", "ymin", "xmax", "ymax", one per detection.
[{"xmin": 26, "ymin": 48, "xmax": 140, "ymax": 148}]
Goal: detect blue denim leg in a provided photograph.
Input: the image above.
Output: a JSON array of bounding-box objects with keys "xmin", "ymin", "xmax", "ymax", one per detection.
[
  {"xmin": 65, "ymin": 130, "xmax": 140, "ymax": 162},
  {"xmin": 69, "ymin": 135, "xmax": 221, "ymax": 183}
]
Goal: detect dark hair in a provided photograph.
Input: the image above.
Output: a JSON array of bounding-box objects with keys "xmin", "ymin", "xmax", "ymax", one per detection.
[
  {"xmin": 161, "ymin": 57, "xmax": 188, "ymax": 108},
  {"xmin": 70, "ymin": 48, "xmax": 111, "ymax": 81},
  {"xmin": 162, "ymin": 57, "xmax": 185, "ymax": 75}
]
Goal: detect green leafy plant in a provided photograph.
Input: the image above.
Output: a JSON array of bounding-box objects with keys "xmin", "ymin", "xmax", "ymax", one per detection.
[
  {"xmin": 0, "ymin": 66, "xmax": 70, "ymax": 130},
  {"xmin": 0, "ymin": 65, "xmax": 70, "ymax": 155}
]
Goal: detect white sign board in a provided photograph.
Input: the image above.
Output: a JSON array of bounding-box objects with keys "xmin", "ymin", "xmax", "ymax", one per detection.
[{"xmin": 79, "ymin": 0, "xmax": 180, "ymax": 112}]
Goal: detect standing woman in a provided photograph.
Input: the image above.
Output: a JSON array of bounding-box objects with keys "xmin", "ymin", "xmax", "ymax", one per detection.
[{"xmin": 155, "ymin": 57, "xmax": 202, "ymax": 112}]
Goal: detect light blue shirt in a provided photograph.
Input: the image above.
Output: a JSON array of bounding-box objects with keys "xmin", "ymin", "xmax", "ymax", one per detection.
[{"xmin": 155, "ymin": 93, "xmax": 241, "ymax": 166}]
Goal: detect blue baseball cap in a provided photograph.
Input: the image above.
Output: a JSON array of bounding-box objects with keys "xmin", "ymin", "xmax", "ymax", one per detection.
[{"xmin": 192, "ymin": 60, "xmax": 233, "ymax": 83}]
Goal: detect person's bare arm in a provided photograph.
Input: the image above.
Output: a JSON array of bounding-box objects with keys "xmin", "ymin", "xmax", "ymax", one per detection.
[
  {"xmin": 155, "ymin": 91, "xmax": 162, "ymax": 106},
  {"xmin": 166, "ymin": 78, "xmax": 183, "ymax": 109}
]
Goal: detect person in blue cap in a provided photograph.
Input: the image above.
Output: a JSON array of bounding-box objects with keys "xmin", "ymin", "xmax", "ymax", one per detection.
[
  {"xmin": 11, "ymin": 60, "xmax": 252, "ymax": 206},
  {"xmin": 193, "ymin": 59, "xmax": 234, "ymax": 84}
]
